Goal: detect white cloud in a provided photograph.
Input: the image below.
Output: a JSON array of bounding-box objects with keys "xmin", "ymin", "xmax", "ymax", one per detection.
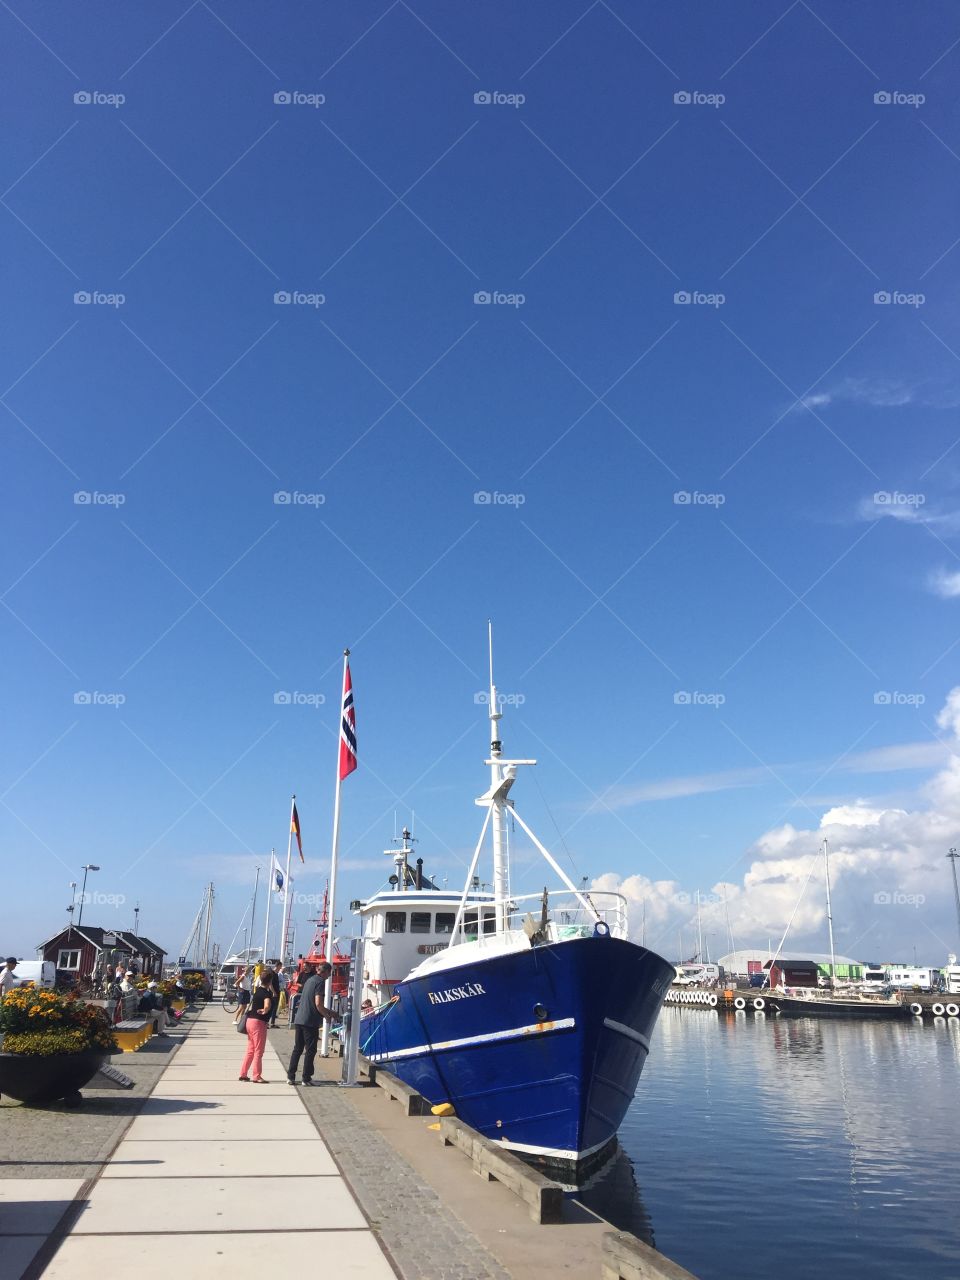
[
  {"xmin": 797, "ymin": 377, "xmax": 960, "ymax": 414},
  {"xmin": 842, "ymin": 742, "xmax": 952, "ymax": 773},
  {"xmin": 597, "ymin": 766, "xmax": 767, "ymax": 809},
  {"xmin": 594, "ymin": 690, "xmax": 960, "ymax": 960},
  {"xmin": 929, "ymin": 568, "xmax": 960, "ymax": 599}
]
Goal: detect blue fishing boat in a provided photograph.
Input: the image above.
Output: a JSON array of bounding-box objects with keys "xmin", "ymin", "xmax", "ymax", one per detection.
[{"xmin": 357, "ymin": 628, "xmax": 674, "ymax": 1174}]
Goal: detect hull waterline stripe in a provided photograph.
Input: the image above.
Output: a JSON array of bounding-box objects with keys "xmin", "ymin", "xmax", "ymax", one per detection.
[
  {"xmin": 366, "ymin": 1016, "xmax": 575, "ymax": 1063},
  {"xmin": 603, "ymin": 1017, "xmax": 650, "ymax": 1051},
  {"xmin": 499, "ymin": 1133, "xmax": 615, "ymax": 1163}
]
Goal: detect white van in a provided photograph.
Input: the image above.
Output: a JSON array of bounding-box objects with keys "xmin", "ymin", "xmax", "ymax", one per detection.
[{"xmin": 9, "ymin": 960, "xmax": 56, "ymax": 989}]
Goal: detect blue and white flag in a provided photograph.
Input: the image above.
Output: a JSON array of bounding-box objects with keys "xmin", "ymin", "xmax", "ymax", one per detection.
[{"xmin": 272, "ymin": 854, "xmax": 285, "ymax": 893}]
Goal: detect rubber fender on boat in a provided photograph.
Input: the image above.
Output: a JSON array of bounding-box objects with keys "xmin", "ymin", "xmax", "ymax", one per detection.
[
  {"xmin": 708, "ymin": 994, "xmax": 718, "ymax": 1007},
  {"xmin": 753, "ymin": 997, "xmax": 766, "ymax": 1011},
  {"xmin": 910, "ymin": 1002, "xmax": 924, "ymax": 1016},
  {"xmin": 734, "ymin": 996, "xmax": 747, "ymax": 1009},
  {"xmin": 594, "ymin": 920, "xmax": 610, "ymax": 937},
  {"xmin": 947, "ymin": 1003, "xmax": 959, "ymax": 1017},
  {"xmin": 932, "ymin": 1003, "xmax": 945, "ymax": 1016}
]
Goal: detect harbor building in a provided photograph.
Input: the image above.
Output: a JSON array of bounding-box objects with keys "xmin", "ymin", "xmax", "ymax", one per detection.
[{"xmin": 719, "ymin": 950, "xmax": 863, "ymax": 984}]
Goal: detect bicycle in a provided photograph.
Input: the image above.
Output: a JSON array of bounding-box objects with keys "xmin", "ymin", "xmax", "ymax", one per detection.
[{"xmin": 221, "ymin": 985, "xmax": 240, "ymax": 1012}]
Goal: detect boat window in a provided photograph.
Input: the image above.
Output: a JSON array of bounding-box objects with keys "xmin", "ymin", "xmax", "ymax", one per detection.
[
  {"xmin": 482, "ymin": 911, "xmax": 496, "ymax": 935},
  {"xmin": 435, "ymin": 912, "xmax": 456, "ymax": 934},
  {"xmin": 385, "ymin": 912, "xmax": 407, "ymax": 934},
  {"xmin": 410, "ymin": 912, "xmax": 431, "ymax": 934}
]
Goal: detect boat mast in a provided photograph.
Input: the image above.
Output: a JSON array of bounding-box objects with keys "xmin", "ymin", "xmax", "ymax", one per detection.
[
  {"xmin": 488, "ymin": 621, "xmax": 510, "ymax": 936},
  {"xmin": 824, "ymin": 838, "xmax": 837, "ymax": 990}
]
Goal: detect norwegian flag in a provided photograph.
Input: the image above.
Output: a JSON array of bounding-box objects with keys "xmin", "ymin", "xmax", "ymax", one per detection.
[{"xmin": 339, "ymin": 657, "xmax": 357, "ymax": 780}]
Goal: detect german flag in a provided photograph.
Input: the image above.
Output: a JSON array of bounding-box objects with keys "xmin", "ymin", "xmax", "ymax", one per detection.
[{"xmin": 291, "ymin": 801, "xmax": 303, "ymax": 862}]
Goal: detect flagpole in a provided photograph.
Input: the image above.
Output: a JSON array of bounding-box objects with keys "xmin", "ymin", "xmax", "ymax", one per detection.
[
  {"xmin": 262, "ymin": 848, "xmax": 274, "ymax": 963},
  {"xmin": 321, "ymin": 649, "xmax": 349, "ymax": 1057},
  {"xmin": 281, "ymin": 797, "xmax": 295, "ymax": 964}
]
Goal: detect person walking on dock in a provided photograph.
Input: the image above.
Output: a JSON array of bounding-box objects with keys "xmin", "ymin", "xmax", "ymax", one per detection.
[
  {"xmin": 287, "ymin": 961, "xmax": 336, "ymax": 1085},
  {"xmin": 239, "ymin": 969, "xmax": 274, "ymax": 1083}
]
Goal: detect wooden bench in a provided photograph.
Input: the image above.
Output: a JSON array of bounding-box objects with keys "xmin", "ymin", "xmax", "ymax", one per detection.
[{"xmin": 437, "ymin": 1115, "xmax": 563, "ymax": 1225}]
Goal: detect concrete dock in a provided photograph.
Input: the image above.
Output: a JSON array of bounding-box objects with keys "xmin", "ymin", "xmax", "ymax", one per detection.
[{"xmin": 1, "ymin": 1003, "xmax": 695, "ymax": 1280}]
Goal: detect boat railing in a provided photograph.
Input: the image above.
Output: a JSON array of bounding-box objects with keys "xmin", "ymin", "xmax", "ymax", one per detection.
[{"xmin": 456, "ymin": 889, "xmax": 629, "ymax": 943}]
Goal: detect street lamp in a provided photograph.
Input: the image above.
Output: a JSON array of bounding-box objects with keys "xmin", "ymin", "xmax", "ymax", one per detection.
[
  {"xmin": 948, "ymin": 850, "xmax": 960, "ymax": 948},
  {"xmin": 76, "ymin": 864, "xmax": 100, "ymax": 928}
]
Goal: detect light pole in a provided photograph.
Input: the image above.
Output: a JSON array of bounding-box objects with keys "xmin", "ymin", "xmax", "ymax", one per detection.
[
  {"xmin": 76, "ymin": 864, "xmax": 100, "ymax": 928},
  {"xmin": 133, "ymin": 903, "xmax": 140, "ymax": 936},
  {"xmin": 949, "ymin": 849, "xmax": 960, "ymax": 947},
  {"xmin": 66, "ymin": 881, "xmax": 78, "ymax": 937}
]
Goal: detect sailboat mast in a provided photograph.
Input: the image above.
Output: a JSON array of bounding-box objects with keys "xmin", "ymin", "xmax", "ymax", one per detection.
[
  {"xmin": 824, "ymin": 838, "xmax": 837, "ymax": 989},
  {"xmin": 488, "ymin": 621, "xmax": 510, "ymax": 935}
]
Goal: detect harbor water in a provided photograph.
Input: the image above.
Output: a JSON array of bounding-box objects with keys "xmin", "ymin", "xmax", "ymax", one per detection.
[{"xmin": 578, "ymin": 1007, "xmax": 960, "ymax": 1280}]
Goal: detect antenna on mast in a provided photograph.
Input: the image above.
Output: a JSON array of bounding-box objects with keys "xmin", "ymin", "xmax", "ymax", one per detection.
[{"xmin": 488, "ymin": 619, "xmax": 502, "ymax": 756}]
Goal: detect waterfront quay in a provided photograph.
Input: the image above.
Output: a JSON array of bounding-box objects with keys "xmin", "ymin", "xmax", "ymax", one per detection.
[
  {"xmin": 1, "ymin": 1002, "xmax": 692, "ymax": 1280},
  {"xmin": 664, "ymin": 985, "xmax": 960, "ymax": 1017}
]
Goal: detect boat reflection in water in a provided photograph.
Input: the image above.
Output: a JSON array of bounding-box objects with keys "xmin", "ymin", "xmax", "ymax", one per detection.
[{"xmin": 572, "ymin": 1143, "xmax": 655, "ymax": 1247}]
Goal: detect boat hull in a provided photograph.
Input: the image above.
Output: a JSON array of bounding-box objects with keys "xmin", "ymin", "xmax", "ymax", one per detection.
[
  {"xmin": 770, "ymin": 995, "xmax": 913, "ymax": 1019},
  {"xmin": 360, "ymin": 934, "xmax": 673, "ymax": 1168}
]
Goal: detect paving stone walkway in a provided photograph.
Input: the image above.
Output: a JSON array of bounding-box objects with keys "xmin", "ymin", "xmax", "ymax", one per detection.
[{"xmin": 2, "ymin": 1004, "xmax": 514, "ymax": 1280}]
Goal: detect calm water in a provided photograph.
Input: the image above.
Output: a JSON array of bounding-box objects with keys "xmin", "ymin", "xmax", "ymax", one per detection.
[{"xmin": 579, "ymin": 1008, "xmax": 960, "ymax": 1280}]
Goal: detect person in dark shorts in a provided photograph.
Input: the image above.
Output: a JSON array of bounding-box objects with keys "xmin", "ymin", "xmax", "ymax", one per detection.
[{"xmin": 286, "ymin": 962, "xmax": 336, "ymax": 1085}]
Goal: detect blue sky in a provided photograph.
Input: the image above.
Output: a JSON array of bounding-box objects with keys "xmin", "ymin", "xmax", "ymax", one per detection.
[{"xmin": 3, "ymin": 2, "xmax": 960, "ymax": 966}]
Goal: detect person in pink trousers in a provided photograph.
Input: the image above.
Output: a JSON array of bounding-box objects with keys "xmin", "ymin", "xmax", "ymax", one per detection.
[{"xmin": 238, "ymin": 970, "xmax": 273, "ymax": 1082}]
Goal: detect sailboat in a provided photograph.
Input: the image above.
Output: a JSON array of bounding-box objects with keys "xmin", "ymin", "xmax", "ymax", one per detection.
[
  {"xmin": 357, "ymin": 628, "xmax": 676, "ymax": 1174},
  {"xmin": 768, "ymin": 840, "xmax": 911, "ymax": 1021}
]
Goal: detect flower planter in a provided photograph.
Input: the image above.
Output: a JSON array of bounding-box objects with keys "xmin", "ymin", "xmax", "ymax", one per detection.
[{"xmin": 0, "ymin": 1050, "xmax": 109, "ymax": 1106}]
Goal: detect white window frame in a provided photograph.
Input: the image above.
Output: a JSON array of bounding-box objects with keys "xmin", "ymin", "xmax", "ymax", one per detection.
[{"xmin": 57, "ymin": 948, "xmax": 81, "ymax": 970}]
